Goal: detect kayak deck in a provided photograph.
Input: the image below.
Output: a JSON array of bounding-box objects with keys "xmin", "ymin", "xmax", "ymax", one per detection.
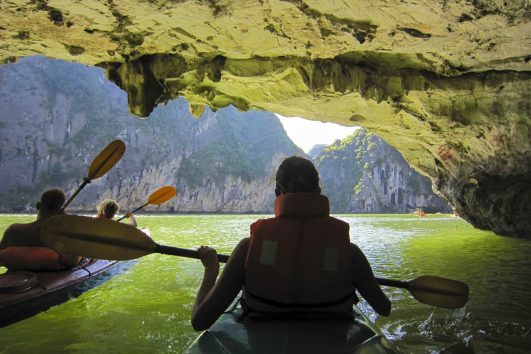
[
  {"xmin": 185, "ymin": 300, "xmax": 396, "ymax": 354},
  {"xmin": 0, "ymin": 259, "xmax": 130, "ymax": 328}
]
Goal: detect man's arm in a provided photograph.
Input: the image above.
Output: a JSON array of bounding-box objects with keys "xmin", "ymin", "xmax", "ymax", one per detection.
[
  {"xmin": 350, "ymin": 243, "xmax": 391, "ymax": 316},
  {"xmin": 191, "ymin": 238, "xmax": 249, "ymax": 331},
  {"xmin": 58, "ymin": 253, "xmax": 82, "ymax": 267},
  {"xmin": 0, "ymin": 225, "xmax": 18, "ymax": 250},
  {"xmin": 125, "ymin": 212, "xmax": 138, "ymax": 227}
]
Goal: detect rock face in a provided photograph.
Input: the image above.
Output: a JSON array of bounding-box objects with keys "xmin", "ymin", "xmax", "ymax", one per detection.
[
  {"xmin": 312, "ymin": 130, "xmax": 450, "ymax": 213},
  {"xmin": 0, "ymin": 1, "xmax": 529, "ymax": 236},
  {"xmin": 0, "ymin": 57, "xmax": 302, "ymax": 213}
]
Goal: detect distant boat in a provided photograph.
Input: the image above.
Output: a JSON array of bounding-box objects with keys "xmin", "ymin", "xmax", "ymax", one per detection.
[{"xmin": 413, "ymin": 208, "xmax": 426, "ymax": 217}]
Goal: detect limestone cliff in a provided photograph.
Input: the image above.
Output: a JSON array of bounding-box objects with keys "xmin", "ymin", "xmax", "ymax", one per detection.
[
  {"xmin": 0, "ymin": 57, "xmax": 302, "ymax": 213},
  {"xmin": 312, "ymin": 130, "xmax": 450, "ymax": 213},
  {"xmin": 0, "ymin": 1, "xmax": 529, "ymax": 236}
]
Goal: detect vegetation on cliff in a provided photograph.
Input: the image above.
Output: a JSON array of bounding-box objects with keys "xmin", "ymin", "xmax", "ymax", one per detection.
[
  {"xmin": 312, "ymin": 129, "xmax": 450, "ymax": 213},
  {"xmin": 0, "ymin": 57, "xmax": 302, "ymax": 212}
]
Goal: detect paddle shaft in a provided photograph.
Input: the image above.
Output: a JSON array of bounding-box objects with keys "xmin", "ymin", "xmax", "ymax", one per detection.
[
  {"xmin": 154, "ymin": 245, "xmax": 404, "ymax": 288},
  {"xmin": 62, "ymin": 140, "xmax": 126, "ymax": 211},
  {"xmin": 62, "ymin": 178, "xmax": 90, "ymax": 210},
  {"xmin": 155, "ymin": 245, "xmax": 230, "ymax": 263},
  {"xmin": 375, "ymin": 278, "xmax": 408, "ymax": 289},
  {"xmin": 116, "ymin": 203, "xmax": 148, "ymax": 222},
  {"xmin": 116, "ymin": 186, "xmax": 176, "ymax": 222},
  {"xmin": 40, "ymin": 213, "xmax": 468, "ymax": 309}
]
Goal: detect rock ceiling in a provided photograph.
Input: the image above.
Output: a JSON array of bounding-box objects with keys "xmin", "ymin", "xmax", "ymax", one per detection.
[{"xmin": 0, "ymin": 0, "xmax": 530, "ymax": 237}]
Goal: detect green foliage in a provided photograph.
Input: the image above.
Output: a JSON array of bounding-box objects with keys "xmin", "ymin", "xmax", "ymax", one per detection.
[
  {"xmin": 0, "ymin": 57, "xmax": 301, "ymax": 211},
  {"xmin": 178, "ymin": 108, "xmax": 301, "ymax": 188},
  {"xmin": 40, "ymin": 163, "xmax": 72, "ymax": 184},
  {"xmin": 3, "ymin": 185, "xmax": 35, "ymax": 212},
  {"xmin": 179, "ymin": 139, "xmax": 258, "ymax": 188}
]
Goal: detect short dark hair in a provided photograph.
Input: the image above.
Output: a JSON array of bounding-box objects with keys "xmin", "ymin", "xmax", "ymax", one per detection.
[
  {"xmin": 275, "ymin": 156, "xmax": 321, "ymax": 196},
  {"xmin": 97, "ymin": 199, "xmax": 119, "ymax": 219},
  {"xmin": 39, "ymin": 189, "xmax": 66, "ymax": 212}
]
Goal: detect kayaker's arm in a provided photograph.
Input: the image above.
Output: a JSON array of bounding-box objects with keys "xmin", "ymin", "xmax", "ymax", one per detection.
[
  {"xmin": 57, "ymin": 252, "xmax": 82, "ymax": 267},
  {"xmin": 193, "ymin": 246, "xmax": 220, "ymax": 320},
  {"xmin": 124, "ymin": 212, "xmax": 137, "ymax": 227},
  {"xmin": 191, "ymin": 238, "xmax": 248, "ymax": 331},
  {"xmin": 350, "ymin": 243, "xmax": 391, "ymax": 316},
  {"xmin": 0, "ymin": 225, "xmax": 18, "ymax": 249}
]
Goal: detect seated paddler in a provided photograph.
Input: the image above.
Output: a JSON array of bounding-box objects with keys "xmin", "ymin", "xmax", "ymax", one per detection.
[
  {"xmin": 0, "ymin": 188, "xmax": 81, "ymax": 271},
  {"xmin": 191, "ymin": 156, "xmax": 391, "ymax": 331},
  {"xmin": 95, "ymin": 198, "xmax": 137, "ymax": 226}
]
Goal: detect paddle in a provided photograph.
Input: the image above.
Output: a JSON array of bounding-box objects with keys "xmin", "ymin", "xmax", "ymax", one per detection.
[
  {"xmin": 376, "ymin": 276, "xmax": 468, "ymax": 309},
  {"xmin": 62, "ymin": 140, "xmax": 126, "ymax": 210},
  {"xmin": 41, "ymin": 214, "xmax": 469, "ymax": 309},
  {"xmin": 116, "ymin": 186, "xmax": 177, "ymax": 222}
]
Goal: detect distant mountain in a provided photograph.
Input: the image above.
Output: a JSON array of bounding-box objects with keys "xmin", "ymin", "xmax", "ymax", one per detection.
[
  {"xmin": 0, "ymin": 57, "xmax": 302, "ymax": 213},
  {"xmin": 311, "ymin": 129, "xmax": 450, "ymax": 213},
  {"xmin": 307, "ymin": 144, "xmax": 327, "ymax": 157}
]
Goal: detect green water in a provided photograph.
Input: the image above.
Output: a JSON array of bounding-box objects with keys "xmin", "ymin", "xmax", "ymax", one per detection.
[{"xmin": 0, "ymin": 214, "xmax": 530, "ymax": 353}]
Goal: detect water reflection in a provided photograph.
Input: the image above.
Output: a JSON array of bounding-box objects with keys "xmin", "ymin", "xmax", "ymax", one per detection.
[{"xmin": 0, "ymin": 214, "xmax": 529, "ymax": 353}]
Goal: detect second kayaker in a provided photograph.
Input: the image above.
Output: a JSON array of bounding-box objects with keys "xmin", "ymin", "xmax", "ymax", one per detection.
[
  {"xmin": 191, "ymin": 156, "xmax": 391, "ymax": 331},
  {"xmin": 0, "ymin": 188, "xmax": 81, "ymax": 271},
  {"xmin": 96, "ymin": 198, "xmax": 137, "ymax": 226}
]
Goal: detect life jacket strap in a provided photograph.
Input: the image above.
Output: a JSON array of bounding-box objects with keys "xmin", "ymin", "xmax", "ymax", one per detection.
[{"xmin": 244, "ymin": 289, "xmax": 355, "ymax": 309}]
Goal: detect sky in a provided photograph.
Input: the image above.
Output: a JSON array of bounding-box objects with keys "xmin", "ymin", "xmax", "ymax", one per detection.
[{"xmin": 275, "ymin": 114, "xmax": 359, "ymax": 153}]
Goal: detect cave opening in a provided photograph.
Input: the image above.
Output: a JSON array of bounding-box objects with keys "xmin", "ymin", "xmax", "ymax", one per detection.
[{"xmin": 0, "ymin": 56, "xmax": 450, "ymax": 215}]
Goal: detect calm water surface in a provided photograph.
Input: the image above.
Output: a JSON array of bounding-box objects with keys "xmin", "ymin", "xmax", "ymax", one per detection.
[{"xmin": 0, "ymin": 214, "xmax": 530, "ymax": 353}]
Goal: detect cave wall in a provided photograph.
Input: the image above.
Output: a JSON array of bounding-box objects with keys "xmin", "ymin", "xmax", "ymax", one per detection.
[{"xmin": 0, "ymin": 0, "xmax": 529, "ymax": 237}]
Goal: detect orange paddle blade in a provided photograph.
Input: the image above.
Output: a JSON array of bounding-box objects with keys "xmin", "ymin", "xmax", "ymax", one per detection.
[
  {"xmin": 147, "ymin": 186, "xmax": 177, "ymax": 205},
  {"xmin": 87, "ymin": 140, "xmax": 126, "ymax": 180}
]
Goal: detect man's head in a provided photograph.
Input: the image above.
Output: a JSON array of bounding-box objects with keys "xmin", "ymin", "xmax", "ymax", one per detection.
[
  {"xmin": 275, "ymin": 156, "xmax": 321, "ymax": 196},
  {"xmin": 37, "ymin": 188, "xmax": 65, "ymax": 214},
  {"xmin": 97, "ymin": 199, "xmax": 120, "ymax": 219}
]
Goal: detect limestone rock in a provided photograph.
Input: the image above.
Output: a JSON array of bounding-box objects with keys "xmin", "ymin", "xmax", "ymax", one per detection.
[
  {"xmin": 0, "ymin": 57, "xmax": 301, "ymax": 213},
  {"xmin": 0, "ymin": 1, "xmax": 529, "ymax": 236},
  {"xmin": 312, "ymin": 129, "xmax": 451, "ymax": 213}
]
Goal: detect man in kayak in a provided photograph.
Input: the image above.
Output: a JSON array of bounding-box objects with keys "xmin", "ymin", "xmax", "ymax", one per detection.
[
  {"xmin": 96, "ymin": 198, "xmax": 137, "ymax": 226},
  {"xmin": 0, "ymin": 188, "xmax": 81, "ymax": 270},
  {"xmin": 191, "ymin": 156, "xmax": 391, "ymax": 331}
]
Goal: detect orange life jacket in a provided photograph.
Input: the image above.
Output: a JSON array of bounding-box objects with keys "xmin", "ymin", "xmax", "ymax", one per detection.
[
  {"xmin": 243, "ymin": 193, "xmax": 355, "ymax": 313},
  {"xmin": 0, "ymin": 247, "xmax": 73, "ymax": 271}
]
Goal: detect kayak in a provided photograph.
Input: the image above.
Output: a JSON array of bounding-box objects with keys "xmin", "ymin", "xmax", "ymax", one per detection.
[
  {"xmin": 0, "ymin": 258, "xmax": 128, "ymax": 328},
  {"xmin": 185, "ymin": 299, "xmax": 396, "ymax": 354}
]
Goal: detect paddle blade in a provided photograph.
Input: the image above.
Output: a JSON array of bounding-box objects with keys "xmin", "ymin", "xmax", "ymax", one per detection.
[
  {"xmin": 409, "ymin": 275, "xmax": 469, "ymax": 309},
  {"xmin": 41, "ymin": 214, "xmax": 156, "ymax": 260},
  {"xmin": 87, "ymin": 140, "xmax": 126, "ymax": 180},
  {"xmin": 147, "ymin": 186, "xmax": 177, "ymax": 205}
]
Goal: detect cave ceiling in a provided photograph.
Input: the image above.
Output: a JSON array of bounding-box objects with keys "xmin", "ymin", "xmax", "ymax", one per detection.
[{"xmin": 0, "ymin": 0, "xmax": 530, "ymax": 237}]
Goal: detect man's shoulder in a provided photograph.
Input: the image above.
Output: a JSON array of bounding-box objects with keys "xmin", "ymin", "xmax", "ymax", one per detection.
[
  {"xmin": 5, "ymin": 221, "xmax": 39, "ymax": 232},
  {"xmin": 250, "ymin": 216, "xmax": 277, "ymax": 228},
  {"xmin": 327, "ymin": 215, "xmax": 349, "ymax": 225},
  {"xmin": 1, "ymin": 221, "xmax": 41, "ymax": 247},
  {"xmin": 4, "ymin": 223, "xmax": 26, "ymax": 236}
]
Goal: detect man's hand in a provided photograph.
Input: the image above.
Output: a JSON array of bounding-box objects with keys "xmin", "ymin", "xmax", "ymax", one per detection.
[{"xmin": 197, "ymin": 246, "xmax": 220, "ymax": 271}]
